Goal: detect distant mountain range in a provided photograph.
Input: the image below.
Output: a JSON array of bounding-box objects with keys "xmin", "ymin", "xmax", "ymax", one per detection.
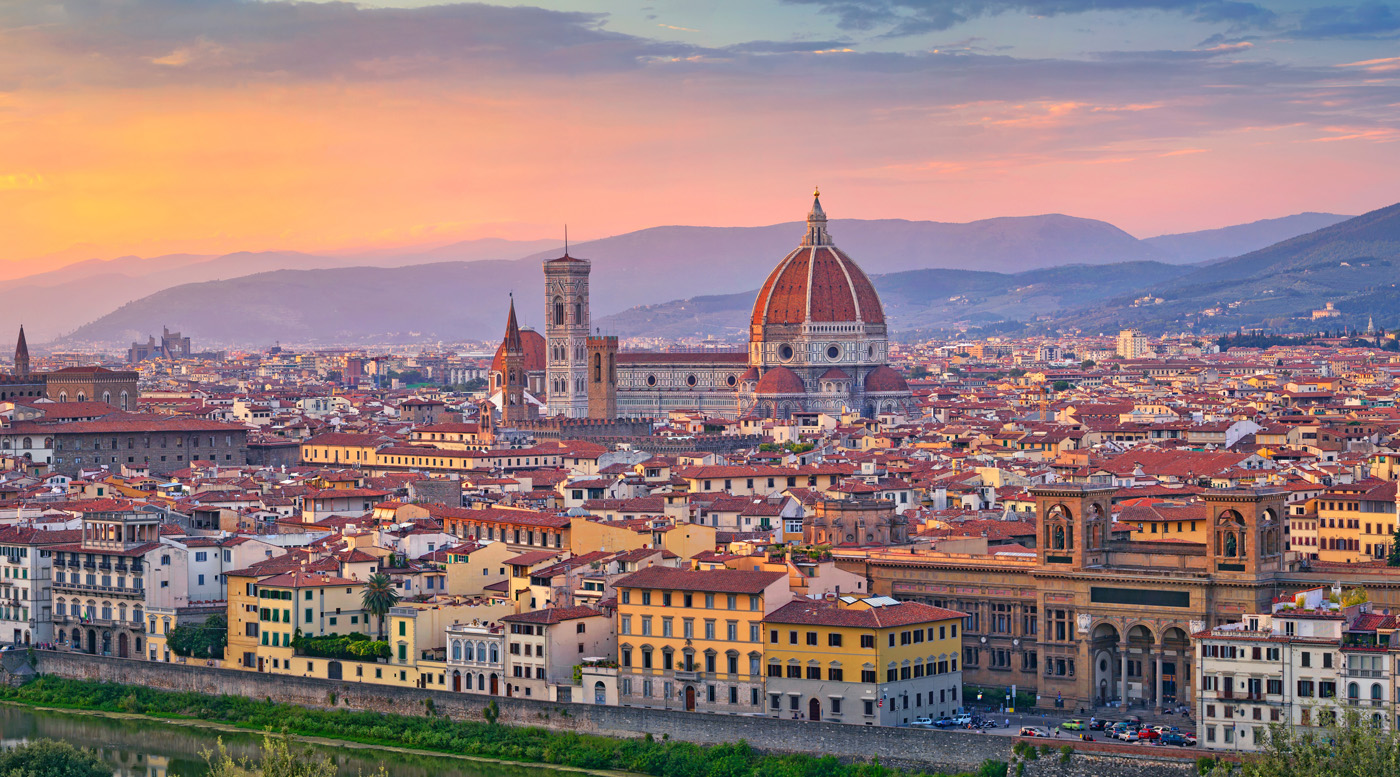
[
  {"xmin": 32, "ymin": 208, "xmax": 1367, "ymax": 348},
  {"xmin": 1058, "ymin": 202, "xmax": 1400, "ymax": 334},
  {"xmin": 1140, "ymin": 212, "xmax": 1352, "ymax": 264}
]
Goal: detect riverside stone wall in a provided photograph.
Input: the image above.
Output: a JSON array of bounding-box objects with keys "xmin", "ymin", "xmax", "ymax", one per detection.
[{"xmin": 30, "ymin": 652, "xmax": 1198, "ymax": 777}]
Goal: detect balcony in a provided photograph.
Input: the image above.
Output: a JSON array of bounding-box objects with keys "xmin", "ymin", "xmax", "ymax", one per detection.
[{"xmin": 1344, "ymin": 668, "xmax": 1385, "ymax": 678}]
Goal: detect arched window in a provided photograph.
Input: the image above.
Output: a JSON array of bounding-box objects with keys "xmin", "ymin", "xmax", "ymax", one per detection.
[
  {"xmin": 452, "ymin": 641, "xmax": 462, "ymax": 661},
  {"xmin": 594, "ymin": 353, "xmax": 602, "ymax": 382},
  {"xmin": 59, "ymin": 393, "xmax": 67, "ymax": 402},
  {"xmin": 1372, "ymin": 683, "xmax": 1384, "ymax": 700},
  {"xmin": 1348, "ymin": 682, "xmax": 1359, "ymax": 699},
  {"xmin": 120, "ymin": 391, "xmax": 128, "ymax": 410},
  {"xmin": 553, "ymin": 297, "xmax": 564, "ymax": 326},
  {"xmin": 102, "ymin": 392, "xmax": 111, "ymax": 405},
  {"xmin": 488, "ymin": 642, "xmax": 499, "ymax": 663},
  {"xmin": 574, "ymin": 302, "xmax": 582, "ymax": 324},
  {"xmin": 76, "ymin": 393, "xmax": 86, "ymax": 402},
  {"xmin": 21, "ymin": 438, "xmax": 31, "ymax": 450}
]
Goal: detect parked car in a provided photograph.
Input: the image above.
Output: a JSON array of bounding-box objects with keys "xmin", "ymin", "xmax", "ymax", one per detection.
[
  {"xmin": 1089, "ymin": 719, "xmax": 1108, "ymax": 731},
  {"xmin": 1160, "ymin": 733, "xmax": 1195, "ymax": 747},
  {"xmin": 1061, "ymin": 719, "xmax": 1086, "ymax": 731},
  {"xmin": 934, "ymin": 718, "xmax": 957, "ymax": 728},
  {"xmin": 1137, "ymin": 728, "xmax": 1161, "ymax": 741},
  {"xmin": 1123, "ymin": 715, "xmax": 1143, "ymax": 726},
  {"xmin": 1116, "ymin": 730, "xmax": 1140, "ymax": 743},
  {"xmin": 909, "ymin": 717, "xmax": 935, "ymax": 728},
  {"xmin": 952, "ymin": 714, "xmax": 974, "ymax": 726},
  {"xmin": 1020, "ymin": 726, "xmax": 1052, "ymax": 738}
]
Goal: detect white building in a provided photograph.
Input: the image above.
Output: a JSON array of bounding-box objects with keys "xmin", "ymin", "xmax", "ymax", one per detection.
[
  {"xmin": 445, "ymin": 620, "xmax": 506, "ymax": 694},
  {"xmin": 1194, "ymin": 585, "xmax": 1394, "ymax": 752},
  {"xmin": 0, "ymin": 526, "xmax": 79, "ymax": 646}
]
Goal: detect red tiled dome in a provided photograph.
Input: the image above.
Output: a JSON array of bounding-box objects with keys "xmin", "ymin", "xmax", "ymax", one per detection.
[
  {"xmin": 755, "ymin": 366, "xmax": 806, "ymax": 395},
  {"xmin": 491, "ymin": 329, "xmax": 546, "ymax": 376},
  {"xmin": 820, "ymin": 367, "xmax": 850, "ymax": 381},
  {"xmin": 739, "ymin": 366, "xmax": 760, "ymax": 382},
  {"xmin": 751, "ymin": 245, "xmax": 885, "ymax": 329},
  {"xmin": 863, "ymin": 366, "xmax": 909, "ymax": 393}
]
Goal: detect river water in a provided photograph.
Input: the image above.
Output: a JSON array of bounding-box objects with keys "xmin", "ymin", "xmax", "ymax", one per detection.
[{"xmin": 0, "ymin": 705, "xmax": 570, "ymax": 777}]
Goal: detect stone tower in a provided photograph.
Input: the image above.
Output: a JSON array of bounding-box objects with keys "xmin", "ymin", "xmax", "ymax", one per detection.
[
  {"xmin": 500, "ymin": 297, "xmax": 535, "ymax": 426},
  {"xmin": 13, "ymin": 325, "xmax": 29, "ymax": 376},
  {"xmin": 586, "ymin": 333, "xmax": 618, "ymax": 419},
  {"xmin": 1031, "ymin": 483, "xmax": 1115, "ymax": 570},
  {"xmin": 543, "ymin": 250, "xmax": 590, "ymax": 418},
  {"xmin": 1203, "ymin": 488, "xmax": 1287, "ymax": 578}
]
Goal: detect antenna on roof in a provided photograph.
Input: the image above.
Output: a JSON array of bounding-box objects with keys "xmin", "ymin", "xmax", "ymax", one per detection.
[{"xmin": 564, "ymin": 225, "xmax": 569, "ymax": 257}]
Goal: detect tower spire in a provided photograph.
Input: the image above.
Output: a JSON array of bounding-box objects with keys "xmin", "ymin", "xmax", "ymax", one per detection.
[
  {"xmin": 504, "ymin": 294, "xmax": 523, "ymax": 353},
  {"xmin": 13, "ymin": 325, "xmax": 29, "ymax": 376},
  {"xmin": 564, "ymin": 225, "xmax": 569, "ymax": 258}
]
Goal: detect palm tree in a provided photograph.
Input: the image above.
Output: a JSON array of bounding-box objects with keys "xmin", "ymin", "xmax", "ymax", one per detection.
[{"xmin": 361, "ymin": 573, "xmax": 400, "ymax": 640}]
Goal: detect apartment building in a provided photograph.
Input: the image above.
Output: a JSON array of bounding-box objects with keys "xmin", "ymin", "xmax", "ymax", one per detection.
[
  {"xmin": 501, "ymin": 606, "xmax": 614, "ymax": 701},
  {"xmin": 1195, "ymin": 585, "xmax": 1395, "ymax": 752},
  {"xmin": 50, "ymin": 510, "xmax": 163, "ymax": 658},
  {"xmin": 0, "ymin": 527, "xmax": 78, "ymax": 646},
  {"xmin": 762, "ymin": 596, "xmax": 966, "ymax": 725},
  {"xmin": 614, "ymin": 566, "xmax": 791, "ymax": 714}
]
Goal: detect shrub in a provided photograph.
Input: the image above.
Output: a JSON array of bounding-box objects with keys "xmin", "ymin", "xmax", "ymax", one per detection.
[
  {"xmin": 1058, "ymin": 744, "xmax": 1072, "ymax": 764},
  {"xmin": 0, "ymin": 738, "xmax": 109, "ymax": 777}
]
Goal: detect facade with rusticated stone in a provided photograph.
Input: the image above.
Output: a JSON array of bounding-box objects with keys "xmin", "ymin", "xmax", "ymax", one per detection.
[{"xmin": 840, "ymin": 485, "xmax": 1400, "ymax": 712}]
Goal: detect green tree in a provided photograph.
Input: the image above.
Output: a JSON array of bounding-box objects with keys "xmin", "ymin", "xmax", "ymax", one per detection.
[
  {"xmin": 1052, "ymin": 380, "xmax": 1071, "ymax": 392},
  {"xmin": 1080, "ymin": 360, "xmax": 1096, "ymax": 369},
  {"xmin": 1203, "ymin": 707, "xmax": 1399, "ymax": 777},
  {"xmin": 1389, "ymin": 529, "xmax": 1400, "ymax": 567},
  {"xmin": 908, "ymin": 365, "xmax": 930, "ymax": 379},
  {"xmin": 167, "ymin": 614, "xmax": 228, "ymax": 658},
  {"xmin": 0, "ymin": 739, "xmax": 109, "ymax": 777},
  {"xmin": 360, "ymin": 573, "xmax": 400, "ymax": 640}
]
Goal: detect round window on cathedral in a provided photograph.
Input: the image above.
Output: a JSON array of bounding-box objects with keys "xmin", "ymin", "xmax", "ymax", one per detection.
[
  {"xmin": 827, "ymin": 344, "xmax": 840, "ymax": 360},
  {"xmin": 686, "ymin": 374, "xmax": 698, "ymax": 388},
  {"xmin": 867, "ymin": 345, "xmax": 875, "ymax": 359},
  {"xmin": 779, "ymin": 344, "xmax": 794, "ymax": 361},
  {"xmin": 646, "ymin": 374, "xmax": 657, "ymax": 387},
  {"xmin": 726, "ymin": 374, "xmax": 737, "ymax": 387}
]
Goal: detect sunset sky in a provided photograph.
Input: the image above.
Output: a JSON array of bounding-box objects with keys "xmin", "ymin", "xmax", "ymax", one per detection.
[{"xmin": 2, "ymin": 0, "xmax": 1397, "ymax": 278}]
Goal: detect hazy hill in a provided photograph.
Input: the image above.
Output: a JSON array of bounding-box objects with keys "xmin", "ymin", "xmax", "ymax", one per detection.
[
  {"xmin": 597, "ymin": 262, "xmax": 1195, "ymax": 339},
  {"xmin": 7, "ymin": 239, "xmax": 557, "ymax": 342},
  {"xmin": 57, "ymin": 261, "xmax": 540, "ymax": 348},
  {"xmin": 40, "ymin": 208, "xmax": 1370, "ymax": 348},
  {"xmin": 520, "ymin": 215, "xmax": 1167, "ymax": 316},
  {"xmin": 1143, "ymin": 212, "xmax": 1351, "ymax": 264},
  {"xmin": 1063, "ymin": 202, "xmax": 1400, "ymax": 333}
]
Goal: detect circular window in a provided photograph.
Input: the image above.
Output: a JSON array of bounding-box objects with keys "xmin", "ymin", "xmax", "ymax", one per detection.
[
  {"xmin": 686, "ymin": 374, "xmax": 698, "ymax": 387},
  {"xmin": 726, "ymin": 374, "xmax": 737, "ymax": 387},
  {"xmin": 645, "ymin": 374, "xmax": 657, "ymax": 387},
  {"xmin": 779, "ymin": 344, "xmax": 794, "ymax": 361},
  {"xmin": 827, "ymin": 344, "xmax": 840, "ymax": 360},
  {"xmin": 867, "ymin": 345, "xmax": 875, "ymax": 359}
]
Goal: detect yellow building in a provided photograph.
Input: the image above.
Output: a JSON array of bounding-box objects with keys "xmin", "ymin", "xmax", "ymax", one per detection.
[
  {"xmin": 762, "ymin": 597, "xmax": 965, "ymax": 726},
  {"xmin": 569, "ymin": 516, "xmax": 715, "ymax": 561},
  {"xmin": 1312, "ymin": 480, "xmax": 1398, "ymax": 563},
  {"xmin": 1118, "ymin": 501, "xmax": 1210, "ymax": 544},
  {"xmin": 613, "ymin": 566, "xmax": 791, "ymax": 715}
]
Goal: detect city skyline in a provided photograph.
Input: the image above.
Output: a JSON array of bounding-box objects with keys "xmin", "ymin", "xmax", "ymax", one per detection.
[{"xmin": 2, "ymin": 0, "xmax": 1396, "ymax": 277}]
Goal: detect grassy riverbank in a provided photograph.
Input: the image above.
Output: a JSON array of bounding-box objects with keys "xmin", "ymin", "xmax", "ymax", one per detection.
[{"xmin": 0, "ymin": 678, "xmax": 1006, "ymax": 777}]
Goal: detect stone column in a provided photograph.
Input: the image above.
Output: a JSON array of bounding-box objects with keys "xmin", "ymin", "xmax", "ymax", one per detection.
[
  {"xmin": 1120, "ymin": 646, "xmax": 1129, "ymax": 707},
  {"xmin": 1155, "ymin": 652, "xmax": 1165, "ymax": 713}
]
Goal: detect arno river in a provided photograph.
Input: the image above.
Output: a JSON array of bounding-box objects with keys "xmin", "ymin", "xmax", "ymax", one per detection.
[{"xmin": 0, "ymin": 705, "xmax": 570, "ymax": 777}]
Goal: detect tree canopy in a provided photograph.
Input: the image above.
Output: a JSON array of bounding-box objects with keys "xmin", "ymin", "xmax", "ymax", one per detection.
[{"xmin": 0, "ymin": 739, "xmax": 109, "ymax": 777}]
